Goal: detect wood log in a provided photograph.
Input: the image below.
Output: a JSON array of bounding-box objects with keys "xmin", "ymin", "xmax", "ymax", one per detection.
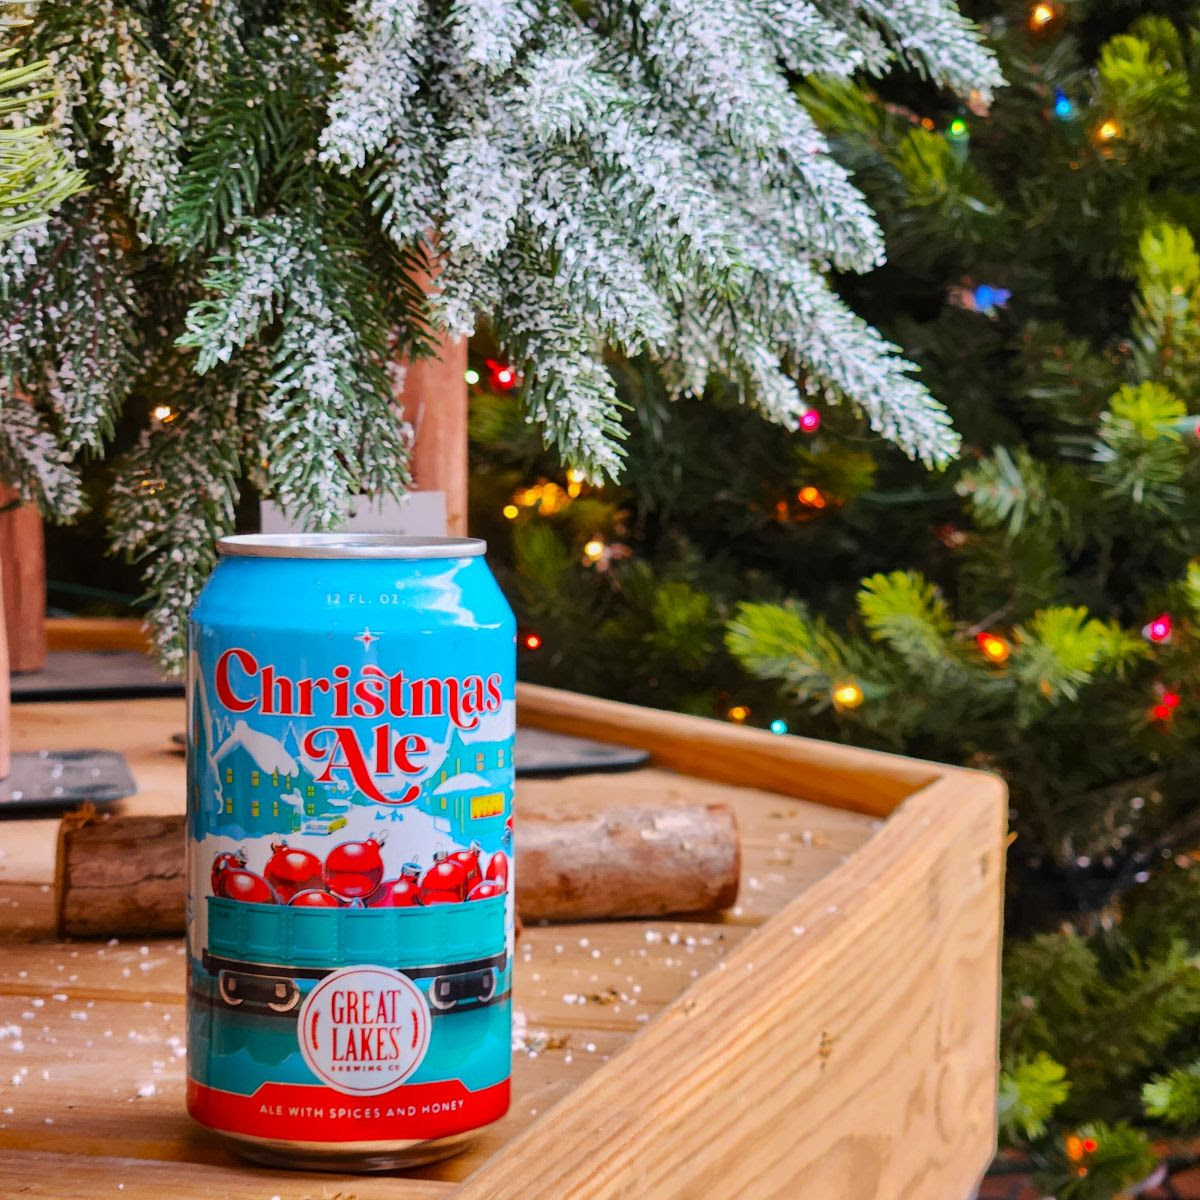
[
  {"xmin": 54, "ymin": 801, "xmax": 740, "ymax": 937},
  {"xmin": 55, "ymin": 807, "xmax": 186, "ymax": 937},
  {"xmin": 517, "ymin": 801, "xmax": 740, "ymax": 921}
]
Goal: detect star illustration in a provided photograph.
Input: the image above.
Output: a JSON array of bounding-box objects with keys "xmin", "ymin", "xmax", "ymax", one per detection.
[{"xmin": 355, "ymin": 627, "xmax": 380, "ymax": 649}]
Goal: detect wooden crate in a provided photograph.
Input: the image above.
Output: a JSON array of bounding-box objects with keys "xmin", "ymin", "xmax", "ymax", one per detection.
[{"xmin": 0, "ymin": 684, "xmax": 1006, "ymax": 1200}]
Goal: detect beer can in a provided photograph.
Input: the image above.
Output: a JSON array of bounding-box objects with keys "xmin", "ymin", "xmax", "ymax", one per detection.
[{"xmin": 185, "ymin": 534, "xmax": 515, "ymax": 1170}]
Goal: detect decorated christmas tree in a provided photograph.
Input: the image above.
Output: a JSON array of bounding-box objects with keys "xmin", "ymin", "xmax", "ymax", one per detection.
[
  {"xmin": 0, "ymin": 0, "xmax": 1000, "ymax": 668},
  {"xmin": 468, "ymin": 3, "xmax": 1200, "ymax": 1194}
]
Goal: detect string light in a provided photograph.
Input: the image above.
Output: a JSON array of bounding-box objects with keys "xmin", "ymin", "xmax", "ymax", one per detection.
[
  {"xmin": 976, "ymin": 631, "xmax": 1012, "ymax": 664},
  {"xmin": 728, "ymin": 705, "xmax": 750, "ymax": 723},
  {"xmin": 797, "ymin": 486, "xmax": 827, "ymax": 509},
  {"xmin": 800, "ymin": 409, "xmax": 821, "ymax": 433},
  {"xmin": 502, "ymin": 504, "xmax": 519, "ymax": 520},
  {"xmin": 151, "ymin": 405, "xmax": 173, "ymax": 422},
  {"xmin": 486, "ymin": 359, "xmax": 519, "ymax": 391},
  {"xmin": 972, "ymin": 284, "xmax": 1012, "ymax": 313},
  {"xmin": 1161, "ymin": 689, "xmax": 1182, "ymax": 709},
  {"xmin": 464, "ymin": 368, "xmax": 480, "ymax": 385},
  {"xmin": 522, "ymin": 632, "xmax": 542, "ymax": 651},
  {"xmin": 946, "ymin": 117, "xmax": 969, "ymax": 143},
  {"xmin": 1152, "ymin": 703, "xmax": 1174, "ymax": 723},
  {"xmin": 769, "ymin": 718, "xmax": 788, "ymax": 735},
  {"xmin": 1029, "ymin": 2, "xmax": 1058, "ymax": 31},
  {"xmin": 832, "ymin": 680, "xmax": 865, "ymax": 711},
  {"xmin": 1096, "ymin": 118, "xmax": 1121, "ymax": 144},
  {"xmin": 582, "ymin": 538, "xmax": 606, "ymax": 562},
  {"xmin": 1143, "ymin": 612, "xmax": 1173, "ymax": 644},
  {"xmin": 513, "ymin": 481, "xmax": 570, "ymax": 514},
  {"xmin": 1052, "ymin": 88, "xmax": 1074, "ymax": 120}
]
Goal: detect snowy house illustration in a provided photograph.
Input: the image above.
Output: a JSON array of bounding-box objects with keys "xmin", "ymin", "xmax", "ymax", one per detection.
[
  {"xmin": 213, "ymin": 721, "xmax": 330, "ymax": 836},
  {"xmin": 418, "ymin": 728, "xmax": 510, "ymax": 843}
]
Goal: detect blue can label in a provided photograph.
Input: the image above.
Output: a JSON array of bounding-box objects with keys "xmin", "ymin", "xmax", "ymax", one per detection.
[{"xmin": 186, "ymin": 553, "xmax": 514, "ymax": 1144}]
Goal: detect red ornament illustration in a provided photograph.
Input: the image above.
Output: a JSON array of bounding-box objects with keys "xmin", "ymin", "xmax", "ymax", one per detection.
[
  {"xmin": 211, "ymin": 850, "xmax": 246, "ymax": 895},
  {"xmin": 289, "ymin": 889, "xmax": 341, "ymax": 908},
  {"xmin": 264, "ymin": 841, "xmax": 323, "ymax": 903},
  {"xmin": 216, "ymin": 867, "xmax": 278, "ymax": 905},
  {"xmin": 448, "ymin": 842, "xmax": 483, "ymax": 891},
  {"xmin": 324, "ymin": 835, "xmax": 386, "ymax": 901},
  {"xmin": 370, "ymin": 863, "xmax": 423, "ymax": 908},
  {"xmin": 467, "ymin": 880, "xmax": 505, "ymax": 901},
  {"xmin": 420, "ymin": 849, "xmax": 471, "ymax": 902},
  {"xmin": 485, "ymin": 849, "xmax": 509, "ymax": 890},
  {"xmin": 421, "ymin": 890, "xmax": 461, "ymax": 906}
]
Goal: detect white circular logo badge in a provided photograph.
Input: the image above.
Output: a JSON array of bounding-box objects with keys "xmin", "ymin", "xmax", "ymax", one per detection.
[{"xmin": 298, "ymin": 965, "xmax": 431, "ymax": 1095}]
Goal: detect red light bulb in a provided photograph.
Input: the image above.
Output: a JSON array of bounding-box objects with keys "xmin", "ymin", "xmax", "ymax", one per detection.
[
  {"xmin": 1144, "ymin": 612, "xmax": 1173, "ymax": 643},
  {"xmin": 486, "ymin": 359, "xmax": 519, "ymax": 392},
  {"xmin": 800, "ymin": 409, "xmax": 820, "ymax": 433},
  {"xmin": 1162, "ymin": 690, "xmax": 1182, "ymax": 708},
  {"xmin": 523, "ymin": 632, "xmax": 542, "ymax": 650}
]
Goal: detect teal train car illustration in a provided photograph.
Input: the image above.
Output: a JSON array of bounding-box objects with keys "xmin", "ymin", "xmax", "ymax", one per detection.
[{"xmin": 190, "ymin": 895, "xmax": 511, "ymax": 1094}]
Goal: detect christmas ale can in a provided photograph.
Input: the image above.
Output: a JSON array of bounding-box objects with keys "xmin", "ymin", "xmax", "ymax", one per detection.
[{"xmin": 185, "ymin": 535, "xmax": 516, "ymax": 1170}]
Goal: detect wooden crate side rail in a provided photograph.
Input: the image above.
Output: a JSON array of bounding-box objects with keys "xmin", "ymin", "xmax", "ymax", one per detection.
[
  {"xmin": 517, "ymin": 682, "xmax": 951, "ymax": 818},
  {"xmin": 39, "ymin": 619, "xmax": 967, "ymax": 817},
  {"xmin": 45, "ymin": 617, "xmax": 151, "ymax": 654},
  {"xmin": 451, "ymin": 768, "xmax": 1007, "ymax": 1200}
]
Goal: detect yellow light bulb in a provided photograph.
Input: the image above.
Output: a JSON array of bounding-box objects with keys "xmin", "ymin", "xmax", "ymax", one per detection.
[
  {"xmin": 832, "ymin": 680, "xmax": 864, "ymax": 710},
  {"xmin": 583, "ymin": 538, "xmax": 605, "ymax": 561},
  {"xmin": 502, "ymin": 504, "xmax": 519, "ymax": 520},
  {"xmin": 151, "ymin": 405, "xmax": 173, "ymax": 422},
  {"xmin": 1029, "ymin": 2, "xmax": 1056, "ymax": 30},
  {"xmin": 1097, "ymin": 118, "xmax": 1121, "ymax": 142},
  {"xmin": 567, "ymin": 469, "xmax": 586, "ymax": 484},
  {"xmin": 728, "ymin": 705, "xmax": 750, "ymax": 723}
]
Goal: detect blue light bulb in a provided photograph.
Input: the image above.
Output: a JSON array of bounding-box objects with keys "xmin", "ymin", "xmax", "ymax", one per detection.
[
  {"xmin": 769, "ymin": 719, "xmax": 788, "ymax": 735},
  {"xmin": 973, "ymin": 284, "xmax": 1012, "ymax": 313},
  {"xmin": 1053, "ymin": 88, "xmax": 1074, "ymax": 120}
]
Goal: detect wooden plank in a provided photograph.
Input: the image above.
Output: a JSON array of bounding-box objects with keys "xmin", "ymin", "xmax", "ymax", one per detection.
[
  {"xmin": 0, "ymin": 557, "xmax": 9, "ymax": 779},
  {"xmin": 516, "ymin": 683, "xmax": 943, "ymax": 817},
  {"xmin": 399, "ymin": 337, "xmax": 469, "ymax": 537},
  {"xmin": 0, "ymin": 494, "xmax": 47, "ymax": 673},
  {"xmin": 449, "ymin": 770, "xmax": 1007, "ymax": 1200},
  {"xmin": 0, "ymin": 1150, "xmax": 454, "ymax": 1198},
  {"xmin": 0, "ymin": 991, "xmax": 626, "ymax": 1183}
]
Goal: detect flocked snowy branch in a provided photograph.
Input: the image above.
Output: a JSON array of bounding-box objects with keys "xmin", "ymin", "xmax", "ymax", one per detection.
[{"xmin": 0, "ymin": 0, "xmax": 1002, "ymax": 668}]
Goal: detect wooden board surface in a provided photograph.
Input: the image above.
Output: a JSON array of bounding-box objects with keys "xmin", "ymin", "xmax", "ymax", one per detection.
[{"xmin": 1, "ymin": 692, "xmax": 1003, "ymax": 1199}]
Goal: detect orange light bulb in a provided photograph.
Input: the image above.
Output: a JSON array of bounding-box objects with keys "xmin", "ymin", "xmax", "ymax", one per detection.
[
  {"xmin": 832, "ymin": 680, "xmax": 864, "ymax": 711},
  {"xmin": 976, "ymin": 632, "xmax": 1011, "ymax": 664}
]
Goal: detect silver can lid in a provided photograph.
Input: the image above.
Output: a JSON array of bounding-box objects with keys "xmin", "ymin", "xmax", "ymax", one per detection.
[{"xmin": 217, "ymin": 534, "xmax": 487, "ymax": 560}]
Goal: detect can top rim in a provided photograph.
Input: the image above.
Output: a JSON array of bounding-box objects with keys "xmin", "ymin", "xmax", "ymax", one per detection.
[{"xmin": 217, "ymin": 534, "xmax": 488, "ymax": 560}]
